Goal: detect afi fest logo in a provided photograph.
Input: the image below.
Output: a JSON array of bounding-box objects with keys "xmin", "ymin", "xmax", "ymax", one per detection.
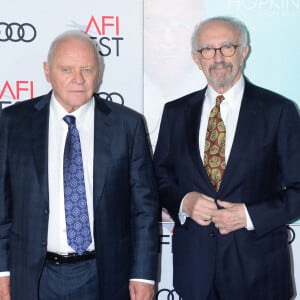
[{"xmin": 85, "ymin": 16, "xmax": 123, "ymax": 56}]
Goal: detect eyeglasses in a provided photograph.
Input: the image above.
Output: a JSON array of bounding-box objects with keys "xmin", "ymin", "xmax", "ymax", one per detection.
[{"xmin": 197, "ymin": 44, "xmax": 240, "ymax": 60}]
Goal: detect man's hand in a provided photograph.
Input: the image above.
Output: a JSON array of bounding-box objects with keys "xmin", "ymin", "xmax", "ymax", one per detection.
[
  {"xmin": 129, "ymin": 281, "xmax": 154, "ymax": 300},
  {"xmin": 0, "ymin": 276, "xmax": 10, "ymax": 300},
  {"xmin": 212, "ymin": 200, "xmax": 246, "ymax": 234},
  {"xmin": 182, "ymin": 192, "xmax": 218, "ymax": 226}
]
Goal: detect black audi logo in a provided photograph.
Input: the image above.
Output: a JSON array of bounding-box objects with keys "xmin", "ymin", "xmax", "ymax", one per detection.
[
  {"xmin": 156, "ymin": 288, "xmax": 182, "ymax": 300},
  {"xmin": 287, "ymin": 225, "xmax": 296, "ymax": 244},
  {"xmin": 98, "ymin": 92, "xmax": 124, "ymax": 105},
  {"xmin": 0, "ymin": 22, "xmax": 37, "ymax": 42}
]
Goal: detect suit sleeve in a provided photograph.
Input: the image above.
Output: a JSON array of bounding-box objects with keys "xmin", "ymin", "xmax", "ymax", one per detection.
[
  {"xmin": 129, "ymin": 115, "xmax": 160, "ymax": 281},
  {"xmin": 0, "ymin": 111, "xmax": 11, "ymax": 271},
  {"xmin": 247, "ymin": 100, "xmax": 300, "ymax": 236},
  {"xmin": 153, "ymin": 104, "xmax": 186, "ymax": 222}
]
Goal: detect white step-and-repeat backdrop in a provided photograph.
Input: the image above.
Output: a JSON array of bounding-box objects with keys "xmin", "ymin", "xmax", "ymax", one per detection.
[
  {"xmin": 0, "ymin": 1, "xmax": 143, "ymax": 112},
  {"xmin": 1, "ymin": 1, "xmax": 300, "ymax": 299}
]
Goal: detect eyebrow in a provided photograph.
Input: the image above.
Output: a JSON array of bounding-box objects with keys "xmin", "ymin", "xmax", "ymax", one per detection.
[{"xmin": 200, "ymin": 40, "xmax": 234, "ymax": 48}]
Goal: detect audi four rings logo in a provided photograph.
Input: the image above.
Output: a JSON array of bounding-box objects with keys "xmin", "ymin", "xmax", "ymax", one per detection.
[
  {"xmin": 98, "ymin": 92, "xmax": 124, "ymax": 105},
  {"xmin": 156, "ymin": 289, "xmax": 182, "ymax": 300},
  {"xmin": 0, "ymin": 22, "xmax": 37, "ymax": 42}
]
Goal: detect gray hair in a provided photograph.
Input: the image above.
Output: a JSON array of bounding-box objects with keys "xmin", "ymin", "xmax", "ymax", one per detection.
[
  {"xmin": 47, "ymin": 30, "xmax": 105, "ymax": 86},
  {"xmin": 191, "ymin": 16, "xmax": 249, "ymax": 56}
]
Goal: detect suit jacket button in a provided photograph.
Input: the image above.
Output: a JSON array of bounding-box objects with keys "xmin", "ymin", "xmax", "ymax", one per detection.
[
  {"xmin": 42, "ymin": 241, "xmax": 47, "ymax": 246},
  {"xmin": 44, "ymin": 209, "xmax": 48, "ymax": 215},
  {"xmin": 210, "ymin": 232, "xmax": 215, "ymax": 237}
]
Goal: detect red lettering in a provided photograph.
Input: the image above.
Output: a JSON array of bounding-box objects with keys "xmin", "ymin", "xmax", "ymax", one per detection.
[
  {"xmin": 85, "ymin": 16, "xmax": 101, "ymax": 35},
  {"xmin": 30, "ymin": 81, "xmax": 34, "ymax": 98},
  {"xmin": 116, "ymin": 16, "xmax": 119, "ymax": 36},
  {"xmin": 102, "ymin": 16, "xmax": 114, "ymax": 35},
  {"xmin": 0, "ymin": 81, "xmax": 16, "ymax": 99},
  {"xmin": 85, "ymin": 16, "xmax": 120, "ymax": 36},
  {"xmin": 16, "ymin": 81, "xmax": 29, "ymax": 99},
  {"xmin": 85, "ymin": 16, "xmax": 102, "ymax": 35},
  {"xmin": 0, "ymin": 81, "xmax": 34, "ymax": 100}
]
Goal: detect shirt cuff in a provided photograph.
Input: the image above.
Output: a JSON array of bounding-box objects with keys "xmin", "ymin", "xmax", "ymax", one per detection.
[
  {"xmin": 0, "ymin": 272, "xmax": 10, "ymax": 277},
  {"xmin": 130, "ymin": 278, "xmax": 155, "ymax": 285},
  {"xmin": 178, "ymin": 194, "xmax": 190, "ymax": 225},
  {"xmin": 243, "ymin": 204, "xmax": 254, "ymax": 230}
]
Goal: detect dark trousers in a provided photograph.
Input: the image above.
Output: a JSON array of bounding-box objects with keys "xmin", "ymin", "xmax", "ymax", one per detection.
[
  {"xmin": 206, "ymin": 234, "xmax": 292, "ymax": 300},
  {"xmin": 39, "ymin": 258, "xmax": 100, "ymax": 300},
  {"xmin": 206, "ymin": 235, "xmax": 250, "ymax": 300}
]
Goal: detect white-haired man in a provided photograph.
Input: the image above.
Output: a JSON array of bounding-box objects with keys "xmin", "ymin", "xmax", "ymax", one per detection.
[
  {"xmin": 154, "ymin": 16, "xmax": 300, "ymax": 300},
  {"xmin": 0, "ymin": 30, "xmax": 159, "ymax": 300}
]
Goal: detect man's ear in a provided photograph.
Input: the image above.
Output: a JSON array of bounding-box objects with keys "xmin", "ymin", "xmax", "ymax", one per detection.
[
  {"xmin": 191, "ymin": 52, "xmax": 203, "ymax": 70},
  {"xmin": 240, "ymin": 45, "xmax": 249, "ymax": 67},
  {"xmin": 43, "ymin": 61, "xmax": 51, "ymax": 83}
]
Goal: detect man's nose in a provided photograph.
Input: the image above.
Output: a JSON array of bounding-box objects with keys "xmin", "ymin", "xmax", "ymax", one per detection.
[
  {"xmin": 72, "ymin": 71, "xmax": 85, "ymax": 83},
  {"xmin": 214, "ymin": 48, "xmax": 224, "ymax": 62}
]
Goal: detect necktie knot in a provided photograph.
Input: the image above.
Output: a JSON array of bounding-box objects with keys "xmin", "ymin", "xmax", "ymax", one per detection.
[
  {"xmin": 216, "ymin": 95, "xmax": 225, "ymax": 106},
  {"xmin": 63, "ymin": 115, "xmax": 76, "ymax": 126}
]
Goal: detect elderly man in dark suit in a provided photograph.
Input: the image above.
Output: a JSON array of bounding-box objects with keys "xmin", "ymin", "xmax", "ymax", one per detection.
[
  {"xmin": 0, "ymin": 30, "xmax": 159, "ymax": 300},
  {"xmin": 154, "ymin": 16, "xmax": 300, "ymax": 300}
]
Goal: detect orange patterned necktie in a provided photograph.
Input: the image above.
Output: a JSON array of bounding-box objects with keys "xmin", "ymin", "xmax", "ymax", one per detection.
[{"xmin": 204, "ymin": 95, "xmax": 226, "ymax": 191}]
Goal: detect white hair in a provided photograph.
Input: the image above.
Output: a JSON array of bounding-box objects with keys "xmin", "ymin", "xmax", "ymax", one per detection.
[{"xmin": 191, "ymin": 16, "xmax": 249, "ymax": 56}]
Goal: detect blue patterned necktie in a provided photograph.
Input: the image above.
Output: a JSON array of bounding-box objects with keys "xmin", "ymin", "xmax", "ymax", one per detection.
[{"xmin": 63, "ymin": 115, "xmax": 92, "ymax": 255}]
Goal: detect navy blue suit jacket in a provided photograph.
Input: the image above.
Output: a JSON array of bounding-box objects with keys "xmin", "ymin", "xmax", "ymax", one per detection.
[
  {"xmin": 154, "ymin": 80, "xmax": 300, "ymax": 299},
  {"xmin": 0, "ymin": 92, "xmax": 159, "ymax": 299}
]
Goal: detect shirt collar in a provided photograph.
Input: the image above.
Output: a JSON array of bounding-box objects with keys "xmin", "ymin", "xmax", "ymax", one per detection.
[
  {"xmin": 205, "ymin": 76, "xmax": 245, "ymax": 107},
  {"xmin": 50, "ymin": 94, "xmax": 95, "ymax": 126}
]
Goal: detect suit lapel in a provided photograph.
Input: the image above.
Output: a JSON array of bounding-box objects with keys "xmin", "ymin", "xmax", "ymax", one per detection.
[
  {"xmin": 32, "ymin": 92, "xmax": 51, "ymax": 204},
  {"xmin": 220, "ymin": 81, "xmax": 260, "ymax": 193},
  {"xmin": 185, "ymin": 91, "xmax": 204, "ymax": 169},
  {"xmin": 185, "ymin": 89, "xmax": 216, "ymax": 193},
  {"xmin": 93, "ymin": 94, "xmax": 113, "ymax": 210},
  {"xmin": 31, "ymin": 92, "xmax": 112, "ymax": 211}
]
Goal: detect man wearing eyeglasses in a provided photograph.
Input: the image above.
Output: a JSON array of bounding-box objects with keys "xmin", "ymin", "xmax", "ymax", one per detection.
[{"xmin": 154, "ymin": 16, "xmax": 300, "ymax": 300}]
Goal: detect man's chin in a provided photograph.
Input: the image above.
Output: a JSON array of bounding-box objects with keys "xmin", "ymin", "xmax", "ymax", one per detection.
[
  {"xmin": 210, "ymin": 75, "xmax": 233, "ymax": 90},
  {"xmin": 64, "ymin": 97, "xmax": 91, "ymax": 111}
]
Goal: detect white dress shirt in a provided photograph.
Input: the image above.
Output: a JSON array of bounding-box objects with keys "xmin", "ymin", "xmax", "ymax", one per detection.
[
  {"xmin": 47, "ymin": 95, "xmax": 95, "ymax": 253},
  {"xmin": 47, "ymin": 95, "xmax": 153, "ymax": 285},
  {"xmin": 199, "ymin": 78, "xmax": 244, "ymax": 163},
  {"xmin": 180, "ymin": 76, "xmax": 254, "ymax": 230}
]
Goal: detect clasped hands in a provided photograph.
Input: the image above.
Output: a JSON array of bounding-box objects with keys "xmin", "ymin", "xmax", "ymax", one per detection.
[{"xmin": 182, "ymin": 192, "xmax": 247, "ymax": 234}]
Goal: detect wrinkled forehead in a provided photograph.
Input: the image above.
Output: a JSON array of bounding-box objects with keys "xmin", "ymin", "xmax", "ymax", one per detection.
[
  {"xmin": 54, "ymin": 38, "xmax": 93, "ymax": 54},
  {"xmin": 198, "ymin": 21, "xmax": 239, "ymax": 45},
  {"xmin": 51, "ymin": 38, "xmax": 98, "ymax": 63}
]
